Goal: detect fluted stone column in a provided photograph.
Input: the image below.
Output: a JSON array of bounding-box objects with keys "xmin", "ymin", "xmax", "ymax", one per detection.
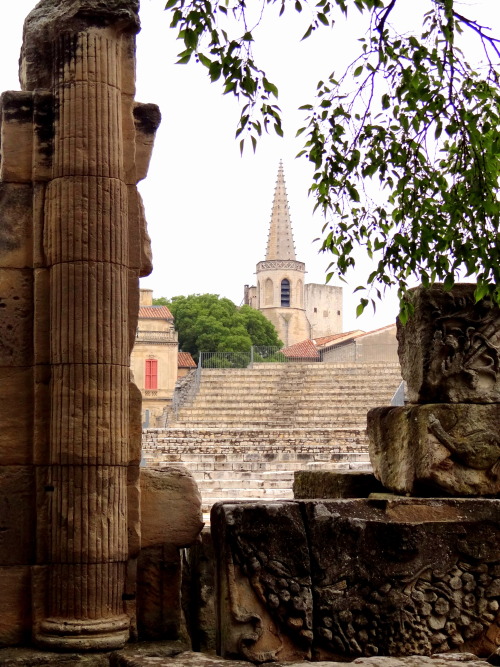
[
  {"xmin": 11, "ymin": 0, "xmax": 158, "ymax": 651},
  {"xmin": 37, "ymin": 27, "xmax": 130, "ymax": 650}
]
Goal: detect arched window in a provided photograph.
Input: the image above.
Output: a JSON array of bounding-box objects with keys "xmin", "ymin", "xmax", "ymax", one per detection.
[
  {"xmin": 265, "ymin": 278, "xmax": 273, "ymax": 305},
  {"xmin": 281, "ymin": 279, "xmax": 291, "ymax": 307}
]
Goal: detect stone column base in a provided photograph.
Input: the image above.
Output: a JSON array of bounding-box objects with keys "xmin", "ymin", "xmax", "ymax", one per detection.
[{"xmin": 35, "ymin": 615, "xmax": 129, "ymax": 651}]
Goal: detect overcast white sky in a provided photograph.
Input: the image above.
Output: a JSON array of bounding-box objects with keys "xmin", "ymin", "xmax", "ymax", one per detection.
[{"xmin": 1, "ymin": 1, "xmax": 498, "ymax": 332}]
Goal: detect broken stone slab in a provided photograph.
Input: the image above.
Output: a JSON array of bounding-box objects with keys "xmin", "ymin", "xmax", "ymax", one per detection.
[
  {"xmin": 368, "ymin": 403, "xmax": 500, "ymax": 496},
  {"xmin": 293, "ymin": 470, "xmax": 385, "ymax": 499},
  {"xmin": 211, "ymin": 499, "xmax": 500, "ymax": 662},
  {"xmin": 397, "ymin": 284, "xmax": 500, "ymax": 404}
]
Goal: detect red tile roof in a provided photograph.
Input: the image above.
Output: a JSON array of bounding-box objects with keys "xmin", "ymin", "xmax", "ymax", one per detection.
[
  {"xmin": 139, "ymin": 305, "xmax": 173, "ymax": 320},
  {"xmin": 281, "ymin": 339, "xmax": 320, "ymax": 359},
  {"xmin": 178, "ymin": 351, "xmax": 197, "ymax": 368}
]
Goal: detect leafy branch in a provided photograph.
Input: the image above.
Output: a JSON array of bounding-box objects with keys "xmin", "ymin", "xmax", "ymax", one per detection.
[{"xmin": 164, "ymin": 0, "xmax": 500, "ymax": 318}]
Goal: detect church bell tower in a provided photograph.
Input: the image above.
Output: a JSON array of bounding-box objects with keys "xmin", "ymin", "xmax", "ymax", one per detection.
[{"xmin": 254, "ymin": 162, "xmax": 310, "ymax": 347}]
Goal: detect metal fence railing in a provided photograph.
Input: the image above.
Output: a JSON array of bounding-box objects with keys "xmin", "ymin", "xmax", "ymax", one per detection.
[{"xmin": 199, "ymin": 351, "xmax": 252, "ymax": 368}]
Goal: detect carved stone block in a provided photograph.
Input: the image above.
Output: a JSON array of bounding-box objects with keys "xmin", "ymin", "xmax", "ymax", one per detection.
[
  {"xmin": 212, "ymin": 499, "xmax": 500, "ymax": 661},
  {"xmin": 397, "ymin": 284, "xmax": 500, "ymax": 403},
  {"xmin": 0, "ymin": 467, "xmax": 35, "ymax": 566},
  {"xmin": 0, "ymin": 268, "xmax": 33, "ymax": 367},
  {"xmin": 368, "ymin": 403, "xmax": 500, "ymax": 496},
  {"xmin": 0, "ymin": 367, "xmax": 33, "ymax": 465},
  {"xmin": 211, "ymin": 501, "xmax": 313, "ymax": 663},
  {"xmin": 293, "ymin": 470, "xmax": 385, "ymax": 499},
  {"xmin": 140, "ymin": 466, "xmax": 203, "ymax": 549},
  {"xmin": 0, "ymin": 566, "xmax": 31, "ymax": 646},
  {"xmin": 304, "ymin": 498, "xmax": 500, "ymax": 660},
  {"xmin": 0, "ymin": 183, "xmax": 33, "ymax": 268}
]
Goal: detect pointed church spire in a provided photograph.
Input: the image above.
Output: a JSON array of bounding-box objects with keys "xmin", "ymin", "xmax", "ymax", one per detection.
[{"xmin": 265, "ymin": 161, "xmax": 297, "ymax": 261}]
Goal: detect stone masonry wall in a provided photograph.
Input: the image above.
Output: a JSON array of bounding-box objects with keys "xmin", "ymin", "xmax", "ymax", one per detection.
[{"xmin": 142, "ymin": 427, "xmax": 370, "ymax": 510}]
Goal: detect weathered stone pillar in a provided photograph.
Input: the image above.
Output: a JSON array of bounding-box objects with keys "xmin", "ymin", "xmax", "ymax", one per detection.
[
  {"xmin": 5, "ymin": 0, "xmax": 160, "ymax": 651},
  {"xmin": 38, "ymin": 25, "xmax": 131, "ymax": 650}
]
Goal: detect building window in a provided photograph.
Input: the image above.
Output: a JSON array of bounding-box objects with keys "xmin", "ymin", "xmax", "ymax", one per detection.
[
  {"xmin": 281, "ymin": 279, "xmax": 290, "ymax": 307},
  {"xmin": 145, "ymin": 359, "xmax": 158, "ymax": 389}
]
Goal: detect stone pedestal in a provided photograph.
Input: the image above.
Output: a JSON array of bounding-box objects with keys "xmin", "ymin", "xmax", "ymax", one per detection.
[{"xmin": 369, "ymin": 285, "xmax": 500, "ymax": 498}]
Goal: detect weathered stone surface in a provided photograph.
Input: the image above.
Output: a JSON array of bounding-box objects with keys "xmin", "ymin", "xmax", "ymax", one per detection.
[
  {"xmin": 211, "ymin": 501, "xmax": 313, "ymax": 663},
  {"xmin": 184, "ymin": 527, "xmax": 216, "ymax": 652},
  {"xmin": 293, "ymin": 470, "xmax": 385, "ymax": 499},
  {"xmin": 368, "ymin": 403, "xmax": 500, "ymax": 496},
  {"xmin": 128, "ymin": 464, "xmax": 141, "ymax": 558},
  {"xmin": 0, "ymin": 92, "xmax": 34, "ymax": 183},
  {"xmin": 212, "ymin": 499, "xmax": 500, "ymax": 662},
  {"xmin": 0, "ymin": 368, "xmax": 33, "ymax": 465},
  {"xmin": 20, "ymin": 0, "xmax": 140, "ymax": 92},
  {"xmin": 0, "ymin": 183, "xmax": 33, "ymax": 267},
  {"xmin": 33, "ymin": 269, "xmax": 50, "ymax": 365},
  {"xmin": 137, "ymin": 544, "xmax": 184, "ymax": 641},
  {"xmin": 129, "ymin": 380, "xmax": 143, "ymax": 464},
  {"xmin": 140, "ymin": 466, "xmax": 203, "ymax": 549},
  {"xmin": 133, "ymin": 103, "xmax": 162, "ymax": 183},
  {"xmin": 397, "ymin": 284, "xmax": 500, "ymax": 404},
  {"xmin": 305, "ymin": 498, "xmax": 500, "ymax": 660},
  {"xmin": 0, "ymin": 647, "xmax": 110, "ymax": 665},
  {"xmin": 0, "ymin": 567, "xmax": 31, "ymax": 647},
  {"xmin": 32, "ymin": 365, "xmax": 50, "ymax": 465},
  {"xmin": 0, "ymin": 467, "xmax": 34, "ymax": 565},
  {"xmin": 127, "ymin": 188, "xmax": 153, "ymax": 276},
  {"xmin": 0, "ymin": 646, "xmax": 489, "ymax": 667},
  {"xmin": 0, "ymin": 268, "xmax": 33, "ymax": 367}
]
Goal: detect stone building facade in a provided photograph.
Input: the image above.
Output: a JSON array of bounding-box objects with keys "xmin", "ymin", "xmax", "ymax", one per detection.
[
  {"xmin": 131, "ymin": 289, "xmax": 179, "ymax": 426},
  {"xmin": 244, "ymin": 162, "xmax": 343, "ymax": 346}
]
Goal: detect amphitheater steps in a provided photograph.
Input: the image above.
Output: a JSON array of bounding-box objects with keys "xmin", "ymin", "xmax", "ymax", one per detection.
[{"xmin": 147, "ymin": 361, "xmax": 402, "ymax": 509}]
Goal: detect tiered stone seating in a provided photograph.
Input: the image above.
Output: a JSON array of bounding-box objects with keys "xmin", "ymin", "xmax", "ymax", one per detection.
[{"xmin": 142, "ymin": 362, "xmax": 402, "ymax": 511}]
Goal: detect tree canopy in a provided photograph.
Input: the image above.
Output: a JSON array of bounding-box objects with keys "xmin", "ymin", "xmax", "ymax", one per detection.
[
  {"xmin": 164, "ymin": 0, "xmax": 500, "ymax": 322},
  {"xmin": 154, "ymin": 294, "xmax": 283, "ymax": 359}
]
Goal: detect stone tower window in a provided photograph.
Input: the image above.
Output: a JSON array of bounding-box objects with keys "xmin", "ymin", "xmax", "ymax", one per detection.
[
  {"xmin": 145, "ymin": 359, "xmax": 158, "ymax": 389},
  {"xmin": 281, "ymin": 279, "xmax": 291, "ymax": 307}
]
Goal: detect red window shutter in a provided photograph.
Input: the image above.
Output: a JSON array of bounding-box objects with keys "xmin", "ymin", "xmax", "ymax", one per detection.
[{"xmin": 145, "ymin": 359, "xmax": 158, "ymax": 389}]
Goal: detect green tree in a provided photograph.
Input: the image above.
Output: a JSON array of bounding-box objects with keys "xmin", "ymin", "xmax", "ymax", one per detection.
[
  {"xmin": 154, "ymin": 294, "xmax": 282, "ymax": 360},
  {"xmin": 164, "ymin": 0, "xmax": 500, "ymax": 321}
]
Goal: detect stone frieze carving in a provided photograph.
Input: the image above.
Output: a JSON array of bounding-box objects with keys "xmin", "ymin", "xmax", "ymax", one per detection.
[
  {"xmin": 257, "ymin": 260, "xmax": 305, "ymax": 273},
  {"xmin": 212, "ymin": 501, "xmax": 313, "ymax": 663},
  {"xmin": 397, "ymin": 284, "xmax": 500, "ymax": 403},
  {"xmin": 212, "ymin": 499, "xmax": 500, "ymax": 662}
]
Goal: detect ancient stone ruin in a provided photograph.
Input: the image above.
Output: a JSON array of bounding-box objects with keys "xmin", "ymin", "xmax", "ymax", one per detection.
[
  {"xmin": 1, "ymin": 0, "xmax": 499, "ymax": 666},
  {"xmin": 0, "ymin": 0, "xmax": 202, "ymax": 654},
  {"xmin": 211, "ymin": 284, "xmax": 500, "ymax": 662}
]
